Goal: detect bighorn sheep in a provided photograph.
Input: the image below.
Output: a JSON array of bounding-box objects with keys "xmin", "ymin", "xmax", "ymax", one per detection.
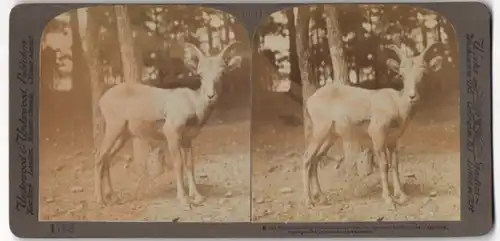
[
  {"xmin": 302, "ymin": 42, "xmax": 443, "ymax": 208},
  {"xmin": 94, "ymin": 42, "xmax": 243, "ymax": 209}
]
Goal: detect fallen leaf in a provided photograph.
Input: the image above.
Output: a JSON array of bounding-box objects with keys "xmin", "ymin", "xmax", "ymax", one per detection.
[
  {"xmin": 280, "ymin": 187, "xmax": 293, "ymax": 194},
  {"xmin": 267, "ymin": 166, "xmax": 279, "ymax": 173},
  {"xmin": 71, "ymin": 186, "xmax": 84, "ymax": 193}
]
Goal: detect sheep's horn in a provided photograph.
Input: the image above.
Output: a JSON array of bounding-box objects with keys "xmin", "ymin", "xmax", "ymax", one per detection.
[
  {"xmin": 386, "ymin": 44, "xmax": 405, "ymax": 60},
  {"xmin": 218, "ymin": 41, "xmax": 241, "ymax": 59},
  {"xmin": 184, "ymin": 42, "xmax": 204, "ymax": 59}
]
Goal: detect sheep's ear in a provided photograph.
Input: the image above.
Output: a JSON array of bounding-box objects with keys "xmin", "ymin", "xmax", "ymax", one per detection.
[
  {"xmin": 184, "ymin": 56, "xmax": 198, "ymax": 72},
  {"xmin": 386, "ymin": 58, "xmax": 400, "ymax": 72},
  {"xmin": 226, "ymin": 55, "xmax": 242, "ymax": 71},
  {"xmin": 183, "ymin": 43, "xmax": 202, "ymax": 72},
  {"xmin": 427, "ymin": 56, "xmax": 443, "ymax": 72}
]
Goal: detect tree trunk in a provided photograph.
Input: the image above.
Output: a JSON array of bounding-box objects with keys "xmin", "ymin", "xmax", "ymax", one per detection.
[
  {"xmin": 367, "ymin": 11, "xmax": 378, "ymax": 88},
  {"xmin": 324, "ymin": 6, "xmax": 371, "ymax": 176},
  {"xmin": 421, "ymin": 24, "xmax": 428, "ymax": 49},
  {"xmin": 296, "ymin": 7, "xmax": 317, "ymax": 144},
  {"xmin": 70, "ymin": 9, "xmax": 91, "ymax": 146},
  {"xmin": 313, "ymin": 6, "xmax": 326, "ymax": 85},
  {"xmin": 115, "ymin": 5, "xmax": 141, "ymax": 83},
  {"xmin": 70, "ymin": 10, "xmax": 88, "ymax": 94},
  {"xmin": 115, "ymin": 5, "xmax": 164, "ymax": 175},
  {"xmin": 287, "ymin": 9, "xmax": 300, "ymax": 85},
  {"xmin": 324, "ymin": 6, "xmax": 348, "ymax": 84},
  {"xmin": 224, "ymin": 15, "xmax": 231, "ymax": 43},
  {"xmin": 222, "ymin": 15, "xmax": 235, "ymax": 100},
  {"xmin": 40, "ymin": 47, "xmax": 57, "ymax": 141},
  {"xmin": 436, "ymin": 16, "xmax": 442, "ymax": 43},
  {"xmin": 207, "ymin": 26, "xmax": 213, "ymax": 54},
  {"xmin": 84, "ymin": 8, "xmax": 106, "ymax": 150},
  {"xmin": 282, "ymin": 8, "xmax": 304, "ymax": 106}
]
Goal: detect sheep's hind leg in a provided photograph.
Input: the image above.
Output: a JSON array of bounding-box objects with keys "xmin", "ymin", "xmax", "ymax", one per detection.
[
  {"xmin": 311, "ymin": 134, "xmax": 335, "ymax": 205},
  {"xmin": 102, "ymin": 132, "xmax": 130, "ymax": 204},
  {"xmin": 132, "ymin": 138, "xmax": 154, "ymax": 201},
  {"xmin": 95, "ymin": 121, "xmax": 125, "ymax": 206},
  {"xmin": 303, "ymin": 122, "xmax": 331, "ymax": 208}
]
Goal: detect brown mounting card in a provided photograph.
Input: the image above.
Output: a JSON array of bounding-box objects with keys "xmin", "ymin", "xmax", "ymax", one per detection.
[{"xmin": 9, "ymin": 2, "xmax": 493, "ymax": 238}]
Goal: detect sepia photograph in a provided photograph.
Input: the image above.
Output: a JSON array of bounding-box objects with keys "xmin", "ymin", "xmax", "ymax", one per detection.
[
  {"xmin": 251, "ymin": 4, "xmax": 460, "ymax": 222},
  {"xmin": 39, "ymin": 5, "xmax": 251, "ymax": 222}
]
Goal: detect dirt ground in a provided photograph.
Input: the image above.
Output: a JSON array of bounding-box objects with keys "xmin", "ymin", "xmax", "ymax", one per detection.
[
  {"xmin": 39, "ymin": 108, "xmax": 251, "ymax": 222},
  {"xmin": 39, "ymin": 91, "xmax": 460, "ymax": 223},
  {"xmin": 251, "ymin": 93, "xmax": 461, "ymax": 222}
]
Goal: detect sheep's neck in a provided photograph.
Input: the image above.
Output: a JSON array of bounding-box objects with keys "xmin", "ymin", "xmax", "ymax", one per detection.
[
  {"xmin": 192, "ymin": 88, "xmax": 218, "ymax": 126},
  {"xmin": 394, "ymin": 89, "xmax": 416, "ymax": 137}
]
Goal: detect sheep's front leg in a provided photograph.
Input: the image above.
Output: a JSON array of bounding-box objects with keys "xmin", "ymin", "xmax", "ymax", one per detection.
[
  {"xmin": 368, "ymin": 123, "xmax": 394, "ymax": 208},
  {"xmin": 182, "ymin": 142, "xmax": 205, "ymax": 205},
  {"xmin": 163, "ymin": 122, "xmax": 191, "ymax": 210},
  {"xmin": 388, "ymin": 142, "xmax": 408, "ymax": 204},
  {"xmin": 303, "ymin": 122, "xmax": 330, "ymax": 208}
]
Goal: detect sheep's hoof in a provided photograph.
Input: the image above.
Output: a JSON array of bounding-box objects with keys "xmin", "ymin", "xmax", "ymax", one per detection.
[
  {"xmin": 314, "ymin": 193, "xmax": 329, "ymax": 205},
  {"xmin": 383, "ymin": 195, "xmax": 396, "ymax": 210},
  {"xmin": 191, "ymin": 193, "xmax": 206, "ymax": 205},
  {"xmin": 97, "ymin": 198, "xmax": 107, "ymax": 207},
  {"xmin": 179, "ymin": 197, "xmax": 193, "ymax": 211},
  {"xmin": 394, "ymin": 192, "xmax": 408, "ymax": 204},
  {"xmin": 304, "ymin": 198, "xmax": 315, "ymax": 209},
  {"xmin": 105, "ymin": 192, "xmax": 121, "ymax": 205}
]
